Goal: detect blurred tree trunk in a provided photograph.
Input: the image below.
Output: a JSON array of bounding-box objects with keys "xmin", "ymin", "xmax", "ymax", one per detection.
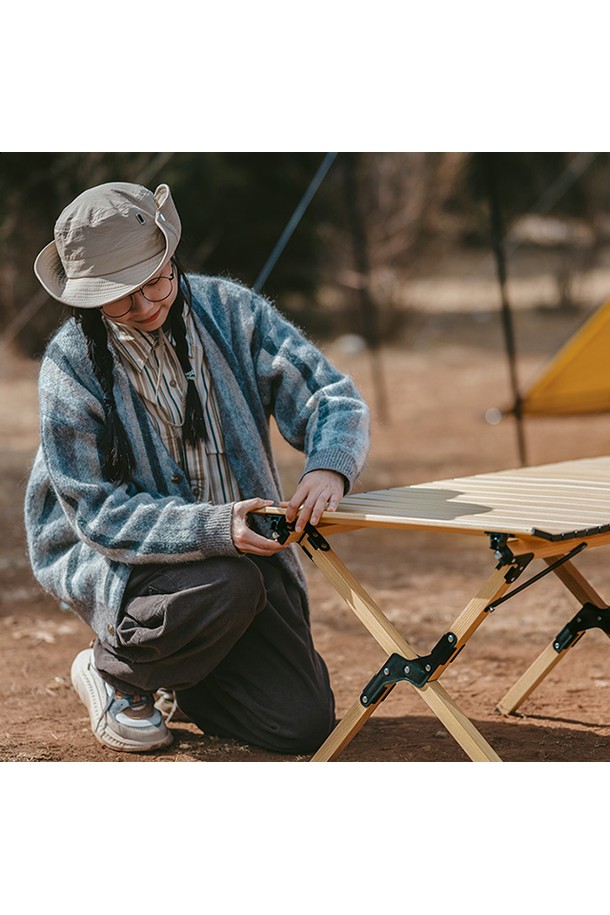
[
  {"xmin": 335, "ymin": 152, "xmax": 471, "ymax": 341},
  {"xmin": 342, "ymin": 153, "xmax": 389, "ymax": 422}
]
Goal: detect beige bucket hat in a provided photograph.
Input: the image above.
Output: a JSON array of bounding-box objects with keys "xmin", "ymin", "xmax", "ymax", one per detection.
[{"xmin": 34, "ymin": 182, "xmax": 181, "ymax": 308}]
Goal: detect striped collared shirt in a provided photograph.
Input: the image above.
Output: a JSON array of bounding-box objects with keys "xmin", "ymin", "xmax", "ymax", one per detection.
[{"xmin": 105, "ymin": 309, "xmax": 241, "ymax": 505}]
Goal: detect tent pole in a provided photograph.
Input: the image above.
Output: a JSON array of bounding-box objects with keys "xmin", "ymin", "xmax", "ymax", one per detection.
[
  {"xmin": 253, "ymin": 152, "xmax": 338, "ymax": 293},
  {"xmin": 484, "ymin": 154, "xmax": 527, "ymax": 467}
]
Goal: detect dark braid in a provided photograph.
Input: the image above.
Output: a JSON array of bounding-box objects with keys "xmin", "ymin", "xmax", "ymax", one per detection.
[
  {"xmin": 73, "ymin": 256, "xmax": 203, "ymax": 481},
  {"xmin": 76, "ymin": 309, "xmax": 135, "ymax": 484},
  {"xmin": 168, "ymin": 258, "xmax": 206, "ymax": 447}
]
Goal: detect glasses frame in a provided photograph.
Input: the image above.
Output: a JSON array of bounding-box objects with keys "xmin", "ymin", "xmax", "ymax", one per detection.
[{"xmin": 101, "ymin": 263, "xmax": 176, "ymax": 319}]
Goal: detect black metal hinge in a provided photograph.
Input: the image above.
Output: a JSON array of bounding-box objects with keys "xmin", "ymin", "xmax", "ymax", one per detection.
[
  {"xmin": 360, "ymin": 632, "xmax": 461, "ymax": 706},
  {"xmin": 553, "ymin": 602, "xmax": 610, "ymax": 652},
  {"xmin": 488, "ymin": 531, "xmax": 517, "ymax": 566},
  {"xmin": 267, "ymin": 513, "xmax": 294, "ymax": 544},
  {"xmin": 266, "ymin": 513, "xmax": 330, "ymax": 556},
  {"xmin": 486, "ymin": 532, "xmax": 534, "ymax": 582}
]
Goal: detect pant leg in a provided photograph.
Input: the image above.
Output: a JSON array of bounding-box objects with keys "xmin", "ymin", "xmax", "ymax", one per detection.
[
  {"xmin": 94, "ymin": 554, "xmax": 335, "ymax": 755},
  {"xmin": 93, "ymin": 555, "xmax": 268, "ymax": 692},
  {"xmin": 176, "ymin": 555, "xmax": 336, "ymax": 755}
]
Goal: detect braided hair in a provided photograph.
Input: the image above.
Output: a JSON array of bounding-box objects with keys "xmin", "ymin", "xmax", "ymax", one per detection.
[
  {"xmin": 167, "ymin": 262, "xmax": 206, "ymax": 447},
  {"xmin": 74, "ymin": 256, "xmax": 206, "ymax": 484}
]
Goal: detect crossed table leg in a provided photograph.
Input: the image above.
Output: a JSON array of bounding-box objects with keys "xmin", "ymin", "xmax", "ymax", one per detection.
[
  {"xmin": 496, "ymin": 554, "xmax": 610, "ymax": 716},
  {"xmin": 270, "ymin": 518, "xmax": 610, "ymax": 762},
  {"xmin": 277, "ymin": 520, "xmax": 539, "ymax": 762}
]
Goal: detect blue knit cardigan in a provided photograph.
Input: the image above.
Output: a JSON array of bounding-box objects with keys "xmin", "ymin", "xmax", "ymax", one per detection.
[{"xmin": 24, "ymin": 275, "xmax": 370, "ymax": 646}]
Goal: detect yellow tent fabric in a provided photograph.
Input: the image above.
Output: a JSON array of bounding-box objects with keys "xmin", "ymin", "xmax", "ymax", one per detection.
[{"xmin": 519, "ymin": 297, "xmax": 610, "ymax": 415}]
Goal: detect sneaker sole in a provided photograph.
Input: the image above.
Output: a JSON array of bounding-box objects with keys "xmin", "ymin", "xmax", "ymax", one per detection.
[{"xmin": 71, "ymin": 649, "xmax": 173, "ymax": 754}]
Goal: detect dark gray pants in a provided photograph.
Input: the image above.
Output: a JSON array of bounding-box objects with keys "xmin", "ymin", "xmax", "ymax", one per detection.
[{"xmin": 93, "ymin": 555, "xmax": 335, "ymax": 754}]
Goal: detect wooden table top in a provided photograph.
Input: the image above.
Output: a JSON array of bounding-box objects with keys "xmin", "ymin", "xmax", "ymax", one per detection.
[{"xmin": 263, "ymin": 456, "xmax": 610, "ymax": 541}]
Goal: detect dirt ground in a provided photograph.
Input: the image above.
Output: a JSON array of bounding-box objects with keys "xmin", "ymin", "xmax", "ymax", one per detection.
[{"xmin": 3, "ymin": 276, "xmax": 610, "ymax": 764}]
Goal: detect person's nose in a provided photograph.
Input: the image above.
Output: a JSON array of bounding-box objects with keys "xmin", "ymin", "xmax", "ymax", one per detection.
[{"xmin": 130, "ymin": 290, "xmax": 156, "ymax": 314}]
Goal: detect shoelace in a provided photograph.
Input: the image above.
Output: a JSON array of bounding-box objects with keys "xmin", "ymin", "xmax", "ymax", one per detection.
[
  {"xmin": 95, "ymin": 686, "xmax": 114, "ymax": 734},
  {"xmin": 155, "ymin": 688, "xmax": 179, "ymax": 723},
  {"xmin": 94, "ymin": 675, "xmax": 154, "ymax": 733}
]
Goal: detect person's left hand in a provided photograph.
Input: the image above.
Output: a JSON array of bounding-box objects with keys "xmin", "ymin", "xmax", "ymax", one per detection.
[{"xmin": 283, "ymin": 469, "xmax": 345, "ymax": 533}]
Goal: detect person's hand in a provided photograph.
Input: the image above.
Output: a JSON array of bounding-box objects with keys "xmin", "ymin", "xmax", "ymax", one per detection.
[
  {"xmin": 231, "ymin": 498, "xmax": 286, "ymax": 555},
  {"xmin": 284, "ymin": 469, "xmax": 345, "ymax": 533}
]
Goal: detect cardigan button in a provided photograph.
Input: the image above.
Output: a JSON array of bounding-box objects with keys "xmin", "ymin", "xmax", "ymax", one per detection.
[
  {"xmin": 107, "ymin": 624, "xmax": 115, "ymax": 636},
  {"xmin": 171, "ymin": 472, "xmax": 182, "ymax": 484}
]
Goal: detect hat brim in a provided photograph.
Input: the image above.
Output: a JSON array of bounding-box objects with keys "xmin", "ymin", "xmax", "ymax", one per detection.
[
  {"xmin": 34, "ymin": 240, "xmax": 174, "ymax": 309},
  {"xmin": 33, "ymin": 183, "xmax": 181, "ymax": 309}
]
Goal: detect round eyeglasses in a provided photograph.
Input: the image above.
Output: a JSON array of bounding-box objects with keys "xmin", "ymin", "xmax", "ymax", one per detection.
[{"xmin": 102, "ymin": 264, "xmax": 176, "ymax": 319}]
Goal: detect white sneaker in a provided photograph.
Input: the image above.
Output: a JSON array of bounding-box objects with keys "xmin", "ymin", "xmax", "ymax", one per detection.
[{"xmin": 71, "ymin": 649, "xmax": 173, "ymax": 753}]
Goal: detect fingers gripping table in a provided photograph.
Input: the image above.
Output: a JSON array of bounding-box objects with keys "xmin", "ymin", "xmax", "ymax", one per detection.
[{"xmin": 261, "ymin": 456, "xmax": 610, "ymax": 762}]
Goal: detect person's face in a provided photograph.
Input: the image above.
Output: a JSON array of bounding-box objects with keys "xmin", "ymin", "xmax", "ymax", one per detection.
[{"xmin": 101, "ymin": 260, "xmax": 178, "ymax": 331}]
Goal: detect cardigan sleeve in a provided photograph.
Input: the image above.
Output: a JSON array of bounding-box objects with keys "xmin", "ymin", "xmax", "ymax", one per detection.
[
  {"xmin": 251, "ymin": 294, "xmax": 370, "ymax": 492},
  {"xmin": 37, "ymin": 349, "xmax": 240, "ymax": 565}
]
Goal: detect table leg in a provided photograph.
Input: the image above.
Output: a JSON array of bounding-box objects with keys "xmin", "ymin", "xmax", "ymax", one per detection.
[
  {"xmin": 304, "ymin": 538, "xmax": 503, "ymax": 762},
  {"xmin": 311, "ymin": 687, "xmax": 395, "ymax": 762},
  {"xmin": 427, "ymin": 564, "xmax": 515, "ymax": 681},
  {"xmin": 496, "ymin": 555, "xmax": 608, "ymax": 715},
  {"xmin": 496, "ymin": 644, "xmax": 564, "ymax": 715}
]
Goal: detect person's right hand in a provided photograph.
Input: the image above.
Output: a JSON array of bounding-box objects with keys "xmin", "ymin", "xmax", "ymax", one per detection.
[{"xmin": 231, "ymin": 498, "xmax": 286, "ymax": 556}]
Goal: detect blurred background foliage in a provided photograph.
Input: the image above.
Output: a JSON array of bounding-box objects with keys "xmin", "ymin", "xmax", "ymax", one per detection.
[{"xmin": 2, "ymin": 151, "xmax": 610, "ymax": 357}]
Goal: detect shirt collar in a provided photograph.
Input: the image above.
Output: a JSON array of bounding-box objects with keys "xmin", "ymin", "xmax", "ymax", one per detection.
[{"xmin": 105, "ymin": 318, "xmax": 172, "ymax": 373}]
